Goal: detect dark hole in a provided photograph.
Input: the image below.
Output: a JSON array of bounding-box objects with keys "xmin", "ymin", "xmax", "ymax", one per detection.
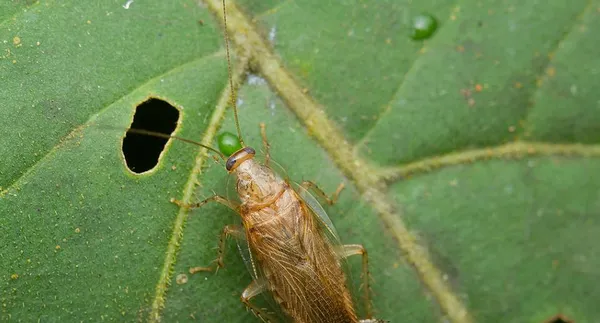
[
  {"xmin": 546, "ymin": 315, "xmax": 573, "ymax": 323},
  {"xmin": 122, "ymin": 98, "xmax": 179, "ymax": 173}
]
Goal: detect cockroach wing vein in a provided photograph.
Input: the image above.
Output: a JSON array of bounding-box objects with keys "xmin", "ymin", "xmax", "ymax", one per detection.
[
  {"xmin": 293, "ymin": 182, "xmax": 342, "ymax": 246},
  {"xmin": 293, "ymin": 182, "xmax": 360, "ymax": 305},
  {"xmin": 237, "ymin": 237, "xmax": 260, "ymax": 280}
]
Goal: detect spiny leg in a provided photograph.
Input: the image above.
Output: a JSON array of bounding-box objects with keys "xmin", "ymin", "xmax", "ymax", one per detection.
[
  {"xmin": 171, "ymin": 194, "xmax": 239, "ymax": 211},
  {"xmin": 189, "ymin": 224, "xmax": 245, "ymax": 274},
  {"xmin": 336, "ymin": 244, "xmax": 373, "ymax": 319},
  {"xmin": 301, "ymin": 180, "xmax": 345, "ymax": 206},
  {"xmin": 241, "ymin": 278, "xmax": 278, "ymax": 323},
  {"xmin": 176, "ymin": 195, "xmax": 241, "ymax": 273},
  {"xmin": 259, "ymin": 122, "xmax": 271, "ymax": 167}
]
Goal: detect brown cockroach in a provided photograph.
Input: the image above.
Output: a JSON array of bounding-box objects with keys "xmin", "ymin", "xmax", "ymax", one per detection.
[
  {"xmin": 130, "ymin": 0, "xmax": 385, "ymax": 322},
  {"xmin": 128, "ymin": 123, "xmax": 382, "ymax": 323},
  {"xmin": 176, "ymin": 125, "xmax": 384, "ymax": 323}
]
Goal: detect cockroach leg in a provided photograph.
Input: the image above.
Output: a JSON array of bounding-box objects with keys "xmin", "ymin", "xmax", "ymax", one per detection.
[
  {"xmin": 241, "ymin": 278, "xmax": 277, "ymax": 323},
  {"xmin": 171, "ymin": 194, "xmax": 239, "ymax": 211},
  {"xmin": 259, "ymin": 122, "xmax": 271, "ymax": 167},
  {"xmin": 189, "ymin": 224, "xmax": 245, "ymax": 273},
  {"xmin": 300, "ymin": 180, "xmax": 345, "ymax": 205},
  {"xmin": 336, "ymin": 244, "xmax": 373, "ymax": 319},
  {"xmin": 215, "ymin": 224, "xmax": 245, "ymax": 269}
]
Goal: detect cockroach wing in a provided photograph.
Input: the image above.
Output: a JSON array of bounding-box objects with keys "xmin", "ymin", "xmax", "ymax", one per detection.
[
  {"xmin": 292, "ymin": 182, "xmax": 342, "ymax": 247},
  {"xmin": 293, "ymin": 181, "xmax": 361, "ymax": 307},
  {"xmin": 236, "ymin": 238, "xmax": 289, "ymax": 321},
  {"xmin": 261, "ymin": 159, "xmax": 340, "ymax": 242},
  {"xmin": 223, "ymin": 173, "xmax": 263, "ymax": 280},
  {"xmin": 237, "ymin": 236, "xmax": 260, "ymax": 280},
  {"xmin": 236, "ymin": 224, "xmax": 290, "ymax": 321},
  {"xmin": 224, "ymin": 170, "xmax": 289, "ymax": 321}
]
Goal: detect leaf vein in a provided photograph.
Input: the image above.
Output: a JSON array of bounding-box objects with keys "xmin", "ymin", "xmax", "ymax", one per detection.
[{"xmin": 377, "ymin": 141, "xmax": 600, "ymax": 184}]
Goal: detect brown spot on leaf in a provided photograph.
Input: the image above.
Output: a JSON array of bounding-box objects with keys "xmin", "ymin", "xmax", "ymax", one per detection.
[{"xmin": 176, "ymin": 274, "xmax": 188, "ymax": 285}]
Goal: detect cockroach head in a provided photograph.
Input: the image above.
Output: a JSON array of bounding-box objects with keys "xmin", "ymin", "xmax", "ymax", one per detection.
[{"xmin": 225, "ymin": 146, "xmax": 256, "ymax": 172}]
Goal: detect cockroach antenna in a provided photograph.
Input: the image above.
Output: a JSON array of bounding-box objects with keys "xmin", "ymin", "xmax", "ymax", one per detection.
[
  {"xmin": 125, "ymin": 128, "xmax": 226, "ymax": 161},
  {"xmin": 220, "ymin": 0, "xmax": 245, "ymax": 147}
]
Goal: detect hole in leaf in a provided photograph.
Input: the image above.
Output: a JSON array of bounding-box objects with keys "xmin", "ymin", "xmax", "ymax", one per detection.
[
  {"xmin": 122, "ymin": 98, "xmax": 179, "ymax": 173},
  {"xmin": 544, "ymin": 314, "xmax": 574, "ymax": 323}
]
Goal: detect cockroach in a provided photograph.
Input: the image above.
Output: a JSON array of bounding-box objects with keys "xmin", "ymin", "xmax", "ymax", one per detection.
[{"xmin": 129, "ymin": 1, "xmax": 385, "ymax": 322}]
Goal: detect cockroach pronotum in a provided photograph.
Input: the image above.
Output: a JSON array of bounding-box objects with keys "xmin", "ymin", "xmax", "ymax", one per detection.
[{"xmin": 128, "ymin": 0, "xmax": 385, "ymax": 322}]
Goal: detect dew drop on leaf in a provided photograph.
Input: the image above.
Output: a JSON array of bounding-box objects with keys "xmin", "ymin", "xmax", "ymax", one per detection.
[
  {"xmin": 409, "ymin": 14, "xmax": 438, "ymax": 40},
  {"xmin": 217, "ymin": 132, "xmax": 242, "ymax": 157}
]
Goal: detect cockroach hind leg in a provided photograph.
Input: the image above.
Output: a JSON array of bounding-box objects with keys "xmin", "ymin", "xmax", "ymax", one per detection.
[
  {"xmin": 190, "ymin": 224, "xmax": 245, "ymax": 274},
  {"xmin": 336, "ymin": 244, "xmax": 373, "ymax": 319},
  {"xmin": 300, "ymin": 180, "xmax": 345, "ymax": 206},
  {"xmin": 241, "ymin": 278, "xmax": 277, "ymax": 323},
  {"xmin": 170, "ymin": 194, "xmax": 239, "ymax": 212}
]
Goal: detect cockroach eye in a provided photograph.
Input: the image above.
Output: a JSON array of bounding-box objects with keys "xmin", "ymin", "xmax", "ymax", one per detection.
[{"xmin": 226, "ymin": 158, "xmax": 236, "ymax": 171}]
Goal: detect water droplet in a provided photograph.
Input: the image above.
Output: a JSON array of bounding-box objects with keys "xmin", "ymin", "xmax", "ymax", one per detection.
[
  {"xmin": 409, "ymin": 14, "xmax": 438, "ymax": 40},
  {"xmin": 217, "ymin": 132, "xmax": 242, "ymax": 157}
]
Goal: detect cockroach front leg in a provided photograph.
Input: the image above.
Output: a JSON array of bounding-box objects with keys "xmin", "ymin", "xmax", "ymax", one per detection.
[
  {"xmin": 336, "ymin": 244, "xmax": 373, "ymax": 319},
  {"xmin": 301, "ymin": 180, "xmax": 345, "ymax": 206},
  {"xmin": 241, "ymin": 278, "xmax": 277, "ymax": 323},
  {"xmin": 171, "ymin": 194, "xmax": 239, "ymax": 211}
]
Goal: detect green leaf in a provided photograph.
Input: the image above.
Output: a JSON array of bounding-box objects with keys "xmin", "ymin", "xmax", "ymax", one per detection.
[{"xmin": 2, "ymin": 1, "xmax": 599, "ymax": 323}]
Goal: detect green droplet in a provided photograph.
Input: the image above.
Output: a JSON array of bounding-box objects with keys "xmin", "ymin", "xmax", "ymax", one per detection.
[
  {"xmin": 216, "ymin": 132, "xmax": 242, "ymax": 157},
  {"xmin": 409, "ymin": 14, "xmax": 438, "ymax": 40}
]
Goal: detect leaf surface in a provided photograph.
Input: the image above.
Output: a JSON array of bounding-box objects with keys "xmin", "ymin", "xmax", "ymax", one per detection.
[{"xmin": 1, "ymin": 1, "xmax": 599, "ymax": 322}]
